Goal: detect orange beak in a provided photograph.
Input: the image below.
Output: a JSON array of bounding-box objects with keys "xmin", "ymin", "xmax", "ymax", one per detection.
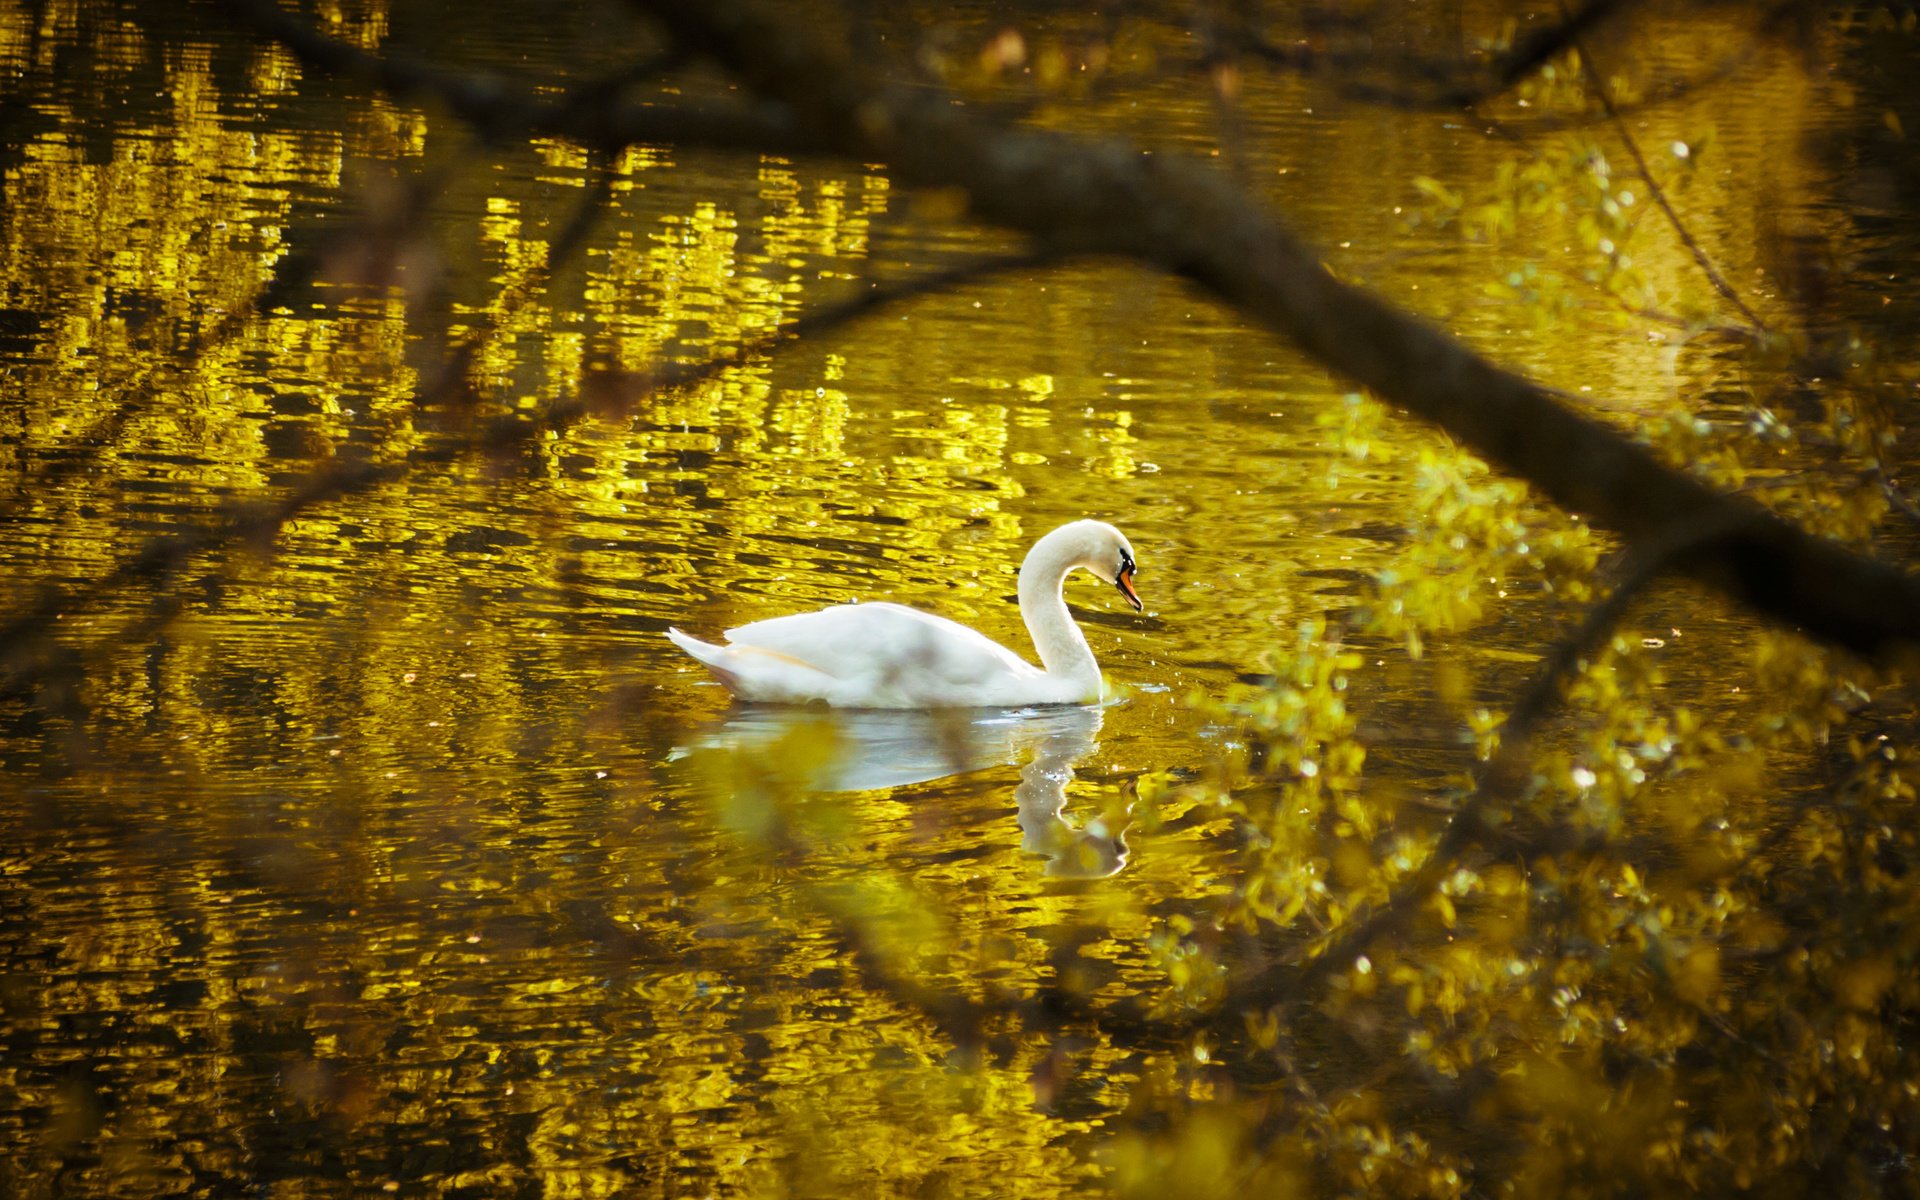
[{"xmin": 1115, "ymin": 566, "xmax": 1143, "ymax": 612}]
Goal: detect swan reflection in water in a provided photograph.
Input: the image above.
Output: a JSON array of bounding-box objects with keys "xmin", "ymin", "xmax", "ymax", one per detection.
[{"xmin": 674, "ymin": 704, "xmax": 1128, "ymax": 877}]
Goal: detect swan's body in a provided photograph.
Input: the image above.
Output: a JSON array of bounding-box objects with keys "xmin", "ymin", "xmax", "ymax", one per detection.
[{"xmin": 667, "ymin": 520, "xmax": 1143, "ymax": 708}]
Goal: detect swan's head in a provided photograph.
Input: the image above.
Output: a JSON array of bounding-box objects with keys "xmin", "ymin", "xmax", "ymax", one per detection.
[{"xmin": 1039, "ymin": 519, "xmax": 1143, "ymax": 612}]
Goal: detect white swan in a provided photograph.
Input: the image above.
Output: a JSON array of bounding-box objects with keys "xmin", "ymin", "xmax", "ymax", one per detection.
[{"xmin": 666, "ymin": 519, "xmax": 1143, "ymax": 708}]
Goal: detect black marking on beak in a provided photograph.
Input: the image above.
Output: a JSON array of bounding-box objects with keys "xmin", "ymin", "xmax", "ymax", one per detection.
[{"xmin": 1115, "ymin": 551, "xmax": 1142, "ymax": 612}]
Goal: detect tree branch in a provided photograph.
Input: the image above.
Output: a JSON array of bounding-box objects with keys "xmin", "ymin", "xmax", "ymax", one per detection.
[
  {"xmin": 631, "ymin": 0, "xmax": 1920, "ymax": 665},
  {"xmin": 1231, "ymin": 0, "xmax": 1633, "ymax": 111},
  {"xmin": 0, "ymin": 251, "xmax": 1055, "ymax": 693},
  {"xmin": 1268, "ymin": 513, "xmax": 1750, "ymax": 1002},
  {"xmin": 1569, "ymin": 7, "xmax": 1769, "ymax": 330},
  {"xmin": 217, "ymin": 0, "xmax": 825, "ymax": 158}
]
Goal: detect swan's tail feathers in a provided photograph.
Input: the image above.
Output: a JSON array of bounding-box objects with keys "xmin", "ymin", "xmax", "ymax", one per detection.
[
  {"xmin": 667, "ymin": 627, "xmax": 842, "ymax": 703},
  {"xmin": 666, "ymin": 627, "xmax": 748, "ymax": 696}
]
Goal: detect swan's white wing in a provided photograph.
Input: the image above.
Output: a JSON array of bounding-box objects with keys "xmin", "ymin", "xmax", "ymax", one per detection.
[{"xmin": 727, "ymin": 602, "xmax": 1042, "ymax": 689}]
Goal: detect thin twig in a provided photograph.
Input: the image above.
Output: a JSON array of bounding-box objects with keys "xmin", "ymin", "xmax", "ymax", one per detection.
[
  {"xmin": 1, "ymin": 8, "xmax": 675, "ymax": 527},
  {"xmin": 1875, "ymin": 466, "xmax": 1920, "ymax": 532},
  {"xmin": 0, "ymin": 171, "xmax": 436, "ymax": 518},
  {"xmin": 0, "ymin": 159, "xmax": 620, "ymax": 690},
  {"xmin": 1264, "ymin": 512, "xmax": 1750, "ymax": 1001},
  {"xmin": 1568, "ymin": 5, "xmax": 1769, "ymax": 331},
  {"xmin": 1230, "ymin": 0, "xmax": 1632, "ymax": 111},
  {"xmin": 0, "ymin": 250, "xmax": 1057, "ymax": 693}
]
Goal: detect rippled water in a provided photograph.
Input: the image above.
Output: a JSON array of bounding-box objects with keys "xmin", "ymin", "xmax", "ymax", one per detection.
[{"xmin": 2, "ymin": 1, "xmax": 1906, "ymax": 1194}]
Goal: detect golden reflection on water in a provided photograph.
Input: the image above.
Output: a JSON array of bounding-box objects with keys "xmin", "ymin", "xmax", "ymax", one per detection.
[{"xmin": 0, "ymin": 0, "xmax": 1867, "ymax": 1194}]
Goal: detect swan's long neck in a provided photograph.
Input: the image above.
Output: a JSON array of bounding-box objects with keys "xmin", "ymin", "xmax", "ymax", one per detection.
[{"xmin": 1018, "ymin": 528, "xmax": 1101, "ymax": 695}]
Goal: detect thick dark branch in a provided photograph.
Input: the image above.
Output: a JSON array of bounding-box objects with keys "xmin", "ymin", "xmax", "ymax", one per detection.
[
  {"xmin": 217, "ymin": 0, "xmax": 823, "ymax": 157},
  {"xmin": 633, "ymin": 0, "xmax": 1920, "ymax": 665},
  {"xmin": 1484, "ymin": 3, "xmax": 1797, "ymax": 136},
  {"xmin": 1233, "ymin": 0, "xmax": 1632, "ymax": 111},
  {"xmin": 1485, "ymin": 0, "xmax": 1629, "ymax": 96}
]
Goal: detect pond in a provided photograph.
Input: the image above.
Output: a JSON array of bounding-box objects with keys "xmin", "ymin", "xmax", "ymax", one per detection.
[{"xmin": 3, "ymin": 1, "xmax": 1915, "ymax": 1195}]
